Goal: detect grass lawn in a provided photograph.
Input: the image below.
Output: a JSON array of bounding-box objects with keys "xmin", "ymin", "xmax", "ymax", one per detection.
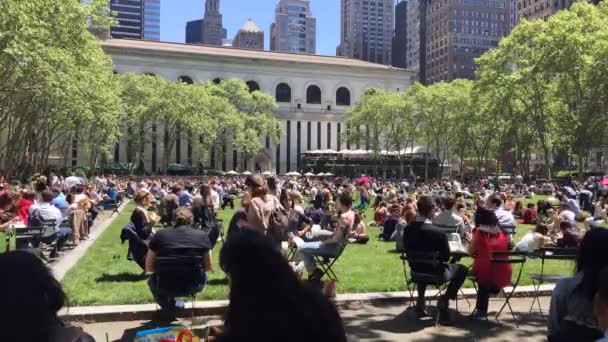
[{"xmin": 61, "ymin": 197, "xmax": 576, "ymax": 306}]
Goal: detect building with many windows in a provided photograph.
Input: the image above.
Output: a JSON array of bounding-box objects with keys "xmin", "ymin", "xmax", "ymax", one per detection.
[
  {"xmin": 232, "ymin": 19, "xmax": 264, "ymax": 50},
  {"xmin": 185, "ymin": 0, "xmax": 227, "ymax": 45},
  {"xmin": 109, "ymin": 0, "xmax": 159, "ymax": 40},
  {"xmin": 270, "ymin": 0, "xmax": 317, "ymax": 54},
  {"xmin": 392, "ymin": 0, "xmax": 408, "ymax": 68},
  {"xmin": 515, "ymin": 0, "xmax": 575, "ymax": 23},
  {"xmin": 405, "ymin": 0, "xmax": 428, "ymax": 84},
  {"xmin": 337, "ymin": 0, "xmax": 394, "ymax": 65},
  {"xmin": 143, "ymin": 0, "xmax": 160, "ymax": 40},
  {"xmin": 426, "ymin": 0, "xmax": 510, "ymax": 84},
  {"xmin": 97, "ymin": 39, "xmax": 413, "ymax": 173}
]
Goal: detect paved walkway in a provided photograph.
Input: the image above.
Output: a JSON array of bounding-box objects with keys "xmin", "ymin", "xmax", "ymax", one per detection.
[{"xmin": 81, "ymin": 296, "xmax": 550, "ymax": 341}]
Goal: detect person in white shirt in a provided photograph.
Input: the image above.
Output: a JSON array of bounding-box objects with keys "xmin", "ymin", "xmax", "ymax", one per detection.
[
  {"xmin": 487, "ymin": 195, "xmax": 516, "ymax": 227},
  {"xmin": 63, "ymin": 173, "xmax": 82, "ymax": 193},
  {"xmin": 559, "ymin": 203, "xmax": 577, "ymax": 225},
  {"xmin": 209, "ymin": 187, "xmax": 220, "ymax": 211},
  {"xmin": 515, "ymin": 224, "xmax": 551, "ymax": 253}
]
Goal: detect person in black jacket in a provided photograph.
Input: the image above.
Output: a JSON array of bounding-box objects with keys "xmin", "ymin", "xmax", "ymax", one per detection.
[
  {"xmin": 403, "ymin": 195, "xmax": 468, "ymax": 323},
  {"xmin": 130, "ymin": 190, "xmax": 157, "ymax": 240},
  {"xmin": 192, "ymin": 184, "xmax": 221, "ymax": 248}
]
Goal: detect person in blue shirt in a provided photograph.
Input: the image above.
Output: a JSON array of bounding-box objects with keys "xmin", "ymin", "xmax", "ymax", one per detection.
[
  {"xmin": 51, "ymin": 187, "xmax": 68, "ymax": 210},
  {"xmin": 178, "ymin": 184, "xmax": 194, "ymax": 208}
]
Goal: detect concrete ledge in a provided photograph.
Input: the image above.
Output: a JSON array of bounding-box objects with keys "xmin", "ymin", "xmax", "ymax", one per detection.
[
  {"xmin": 52, "ymin": 201, "xmax": 129, "ymax": 281},
  {"xmin": 61, "ymin": 284, "xmax": 555, "ymax": 323}
]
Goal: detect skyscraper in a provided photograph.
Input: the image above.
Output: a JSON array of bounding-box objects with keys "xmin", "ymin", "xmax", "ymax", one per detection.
[
  {"xmin": 406, "ymin": 0, "xmax": 428, "ymax": 83},
  {"xmin": 426, "ymin": 0, "xmax": 509, "ymax": 84},
  {"xmin": 109, "ymin": 0, "xmax": 159, "ymax": 40},
  {"xmin": 186, "ymin": 19, "xmax": 204, "ymax": 44},
  {"xmin": 516, "ymin": 0, "xmax": 575, "ymax": 23},
  {"xmin": 270, "ymin": 0, "xmax": 316, "ymax": 54},
  {"xmin": 392, "ymin": 0, "xmax": 408, "ymax": 68},
  {"xmin": 143, "ymin": 0, "xmax": 160, "ymax": 41},
  {"xmin": 203, "ymin": 0, "xmax": 227, "ymax": 45},
  {"xmin": 337, "ymin": 0, "xmax": 394, "ymax": 65},
  {"xmin": 233, "ymin": 19, "xmax": 264, "ymax": 50}
]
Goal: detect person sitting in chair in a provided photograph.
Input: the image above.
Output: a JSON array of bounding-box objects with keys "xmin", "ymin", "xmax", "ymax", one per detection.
[
  {"xmin": 29, "ymin": 190, "xmax": 72, "ymax": 258},
  {"xmin": 145, "ymin": 208, "xmax": 211, "ymax": 316},
  {"xmin": 403, "ymin": 195, "xmax": 468, "ymax": 323}
]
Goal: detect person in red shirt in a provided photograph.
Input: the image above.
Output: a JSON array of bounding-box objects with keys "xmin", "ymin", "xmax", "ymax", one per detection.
[
  {"xmin": 15, "ymin": 191, "xmax": 36, "ymax": 225},
  {"xmin": 523, "ymin": 203, "xmax": 538, "ymax": 224},
  {"xmin": 469, "ymin": 208, "xmax": 512, "ymax": 317}
]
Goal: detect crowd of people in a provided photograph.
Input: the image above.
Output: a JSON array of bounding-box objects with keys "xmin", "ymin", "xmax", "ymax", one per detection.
[{"xmin": 3, "ymin": 171, "xmax": 608, "ymax": 341}]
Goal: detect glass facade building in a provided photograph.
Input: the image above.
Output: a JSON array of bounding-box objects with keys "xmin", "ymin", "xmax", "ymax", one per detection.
[
  {"xmin": 270, "ymin": 0, "xmax": 316, "ymax": 54},
  {"xmin": 143, "ymin": 0, "xmax": 160, "ymax": 41},
  {"xmin": 109, "ymin": 0, "xmax": 159, "ymax": 40}
]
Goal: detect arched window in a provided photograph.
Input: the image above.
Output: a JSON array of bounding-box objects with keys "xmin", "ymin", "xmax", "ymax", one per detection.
[
  {"xmin": 275, "ymin": 83, "xmax": 291, "ymax": 103},
  {"xmin": 246, "ymin": 81, "xmax": 260, "ymax": 92},
  {"xmin": 178, "ymin": 76, "xmax": 193, "ymax": 84},
  {"xmin": 336, "ymin": 87, "xmax": 351, "ymax": 106},
  {"xmin": 212, "ymin": 78, "xmax": 222, "ymax": 85},
  {"xmin": 306, "ymin": 85, "xmax": 322, "ymax": 104}
]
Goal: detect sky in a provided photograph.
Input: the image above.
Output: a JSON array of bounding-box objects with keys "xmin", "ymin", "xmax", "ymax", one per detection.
[{"xmin": 160, "ymin": 0, "xmax": 341, "ymax": 56}]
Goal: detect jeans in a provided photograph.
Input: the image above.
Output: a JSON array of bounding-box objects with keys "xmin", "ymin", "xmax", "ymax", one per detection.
[
  {"xmin": 416, "ymin": 263, "xmax": 468, "ymax": 304},
  {"xmin": 40, "ymin": 228, "xmax": 73, "ymax": 249},
  {"xmin": 298, "ymin": 241, "xmax": 342, "ymax": 273},
  {"xmin": 148, "ymin": 271, "xmax": 207, "ymax": 312}
]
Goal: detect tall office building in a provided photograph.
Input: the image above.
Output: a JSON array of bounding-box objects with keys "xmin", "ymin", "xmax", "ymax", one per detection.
[
  {"xmin": 186, "ymin": 19, "xmax": 204, "ymax": 44},
  {"xmin": 203, "ymin": 0, "xmax": 227, "ymax": 45},
  {"xmin": 270, "ymin": 0, "xmax": 316, "ymax": 54},
  {"xmin": 337, "ymin": 0, "xmax": 394, "ymax": 65},
  {"xmin": 186, "ymin": 0, "xmax": 227, "ymax": 45},
  {"xmin": 406, "ymin": 0, "xmax": 428, "ymax": 83},
  {"xmin": 516, "ymin": 0, "xmax": 575, "ymax": 23},
  {"xmin": 233, "ymin": 20, "xmax": 264, "ymax": 50},
  {"xmin": 426, "ymin": 0, "xmax": 509, "ymax": 84},
  {"xmin": 109, "ymin": 0, "xmax": 159, "ymax": 40},
  {"xmin": 143, "ymin": 0, "xmax": 160, "ymax": 40},
  {"xmin": 392, "ymin": 0, "xmax": 408, "ymax": 68}
]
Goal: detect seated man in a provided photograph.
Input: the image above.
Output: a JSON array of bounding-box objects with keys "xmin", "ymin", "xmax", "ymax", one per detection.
[
  {"xmin": 432, "ymin": 196, "xmax": 467, "ymax": 235},
  {"xmin": 379, "ymin": 204, "xmax": 401, "ymax": 241},
  {"xmin": 146, "ymin": 208, "xmax": 211, "ymax": 315},
  {"xmin": 297, "ymin": 192, "xmax": 354, "ymax": 282},
  {"xmin": 29, "ymin": 190, "xmax": 72, "ymax": 257},
  {"xmin": 403, "ymin": 195, "xmax": 468, "ymax": 323}
]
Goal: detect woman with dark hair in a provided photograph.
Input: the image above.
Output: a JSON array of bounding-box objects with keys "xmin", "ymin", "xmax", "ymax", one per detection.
[
  {"xmin": 217, "ymin": 230, "xmax": 346, "ymax": 342},
  {"xmin": 0, "ymin": 251, "xmax": 95, "ymax": 341},
  {"xmin": 469, "ymin": 208, "xmax": 512, "ymax": 317},
  {"xmin": 548, "ymin": 228, "xmax": 608, "ymax": 341}
]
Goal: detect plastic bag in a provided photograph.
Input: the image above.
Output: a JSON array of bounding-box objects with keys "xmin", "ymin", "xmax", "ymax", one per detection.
[{"xmin": 134, "ymin": 326, "xmax": 199, "ymax": 342}]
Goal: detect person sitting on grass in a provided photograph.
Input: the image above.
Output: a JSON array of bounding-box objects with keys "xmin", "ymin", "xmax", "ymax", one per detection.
[
  {"xmin": 349, "ymin": 212, "xmax": 369, "ymax": 244},
  {"xmin": 523, "ymin": 202, "xmax": 538, "ymax": 224},
  {"xmin": 379, "ymin": 203, "xmax": 401, "ymax": 241},
  {"xmin": 0, "ymin": 251, "xmax": 95, "ymax": 342},
  {"xmin": 217, "ymin": 230, "xmax": 347, "ymax": 342},
  {"xmin": 297, "ymin": 192, "xmax": 354, "ymax": 282},
  {"xmin": 515, "ymin": 224, "xmax": 552, "ymax": 253},
  {"xmin": 372, "ymin": 202, "xmax": 388, "ymax": 226},
  {"xmin": 469, "ymin": 208, "xmax": 512, "ymax": 318},
  {"xmin": 513, "ymin": 200, "xmax": 524, "ymax": 218},
  {"xmin": 146, "ymin": 207, "xmax": 211, "ymax": 318}
]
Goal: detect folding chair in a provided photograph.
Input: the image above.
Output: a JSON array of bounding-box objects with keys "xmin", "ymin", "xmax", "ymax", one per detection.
[
  {"xmin": 405, "ymin": 251, "xmax": 450, "ymax": 326},
  {"xmin": 491, "ymin": 251, "xmax": 527, "ymax": 326},
  {"xmin": 399, "ymin": 252, "xmax": 416, "ymax": 307},
  {"xmin": 500, "ymin": 225, "xmax": 517, "ymax": 243},
  {"xmin": 434, "ymin": 223, "xmax": 459, "ymax": 236},
  {"xmin": 529, "ymin": 247, "xmax": 577, "ymax": 315},
  {"xmin": 313, "ymin": 242, "xmax": 348, "ymax": 281},
  {"xmin": 153, "ymin": 254, "xmax": 205, "ymax": 325}
]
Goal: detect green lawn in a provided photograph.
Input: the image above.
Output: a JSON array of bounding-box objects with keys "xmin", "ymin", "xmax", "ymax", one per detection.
[{"xmin": 61, "ymin": 198, "xmax": 576, "ymax": 306}]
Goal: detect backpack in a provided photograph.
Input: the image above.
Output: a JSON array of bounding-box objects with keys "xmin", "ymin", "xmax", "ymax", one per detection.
[{"xmin": 267, "ymin": 197, "xmax": 290, "ymax": 242}]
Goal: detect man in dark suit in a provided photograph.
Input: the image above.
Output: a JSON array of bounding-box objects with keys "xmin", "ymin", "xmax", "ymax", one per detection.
[{"xmin": 403, "ymin": 195, "xmax": 468, "ymax": 323}]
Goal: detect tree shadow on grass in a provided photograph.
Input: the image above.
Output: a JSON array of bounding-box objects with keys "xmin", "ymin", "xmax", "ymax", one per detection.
[{"xmin": 96, "ymin": 272, "xmax": 148, "ymax": 283}]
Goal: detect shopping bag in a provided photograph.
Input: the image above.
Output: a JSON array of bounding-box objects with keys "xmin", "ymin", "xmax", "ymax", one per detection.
[{"xmin": 134, "ymin": 326, "xmax": 199, "ymax": 342}]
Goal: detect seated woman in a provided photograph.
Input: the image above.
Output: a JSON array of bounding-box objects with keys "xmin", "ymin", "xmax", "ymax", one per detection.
[
  {"xmin": 372, "ymin": 202, "xmax": 388, "ymax": 226},
  {"xmin": 557, "ymin": 221, "xmax": 584, "ymax": 249},
  {"xmin": 131, "ymin": 190, "xmax": 157, "ymax": 241},
  {"xmin": 523, "ymin": 203, "xmax": 538, "ymax": 224},
  {"xmin": 469, "ymin": 208, "xmax": 512, "ymax": 317},
  {"xmin": 379, "ymin": 204, "xmax": 401, "ymax": 241},
  {"xmin": 515, "ymin": 224, "xmax": 552, "ymax": 253},
  {"xmin": 217, "ymin": 230, "xmax": 347, "ymax": 342},
  {"xmin": 548, "ymin": 229, "xmax": 608, "ymax": 342},
  {"xmin": 512, "ymin": 200, "xmax": 524, "ymax": 218},
  {"xmin": 0, "ymin": 251, "xmax": 94, "ymax": 341},
  {"xmin": 586, "ymin": 195, "xmax": 607, "ymax": 229},
  {"xmin": 349, "ymin": 212, "xmax": 369, "ymax": 244}
]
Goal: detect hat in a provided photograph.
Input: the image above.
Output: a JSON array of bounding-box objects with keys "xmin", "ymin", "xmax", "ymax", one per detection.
[{"xmin": 245, "ymin": 175, "xmax": 265, "ymax": 188}]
